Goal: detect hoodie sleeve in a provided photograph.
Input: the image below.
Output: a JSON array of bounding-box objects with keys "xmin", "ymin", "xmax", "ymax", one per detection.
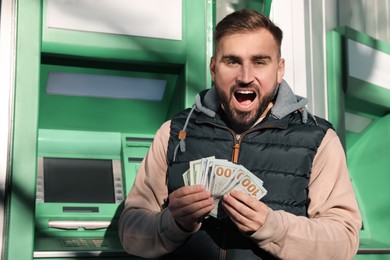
[
  {"xmin": 118, "ymin": 121, "xmax": 195, "ymax": 258},
  {"xmin": 250, "ymin": 129, "xmax": 362, "ymax": 260}
]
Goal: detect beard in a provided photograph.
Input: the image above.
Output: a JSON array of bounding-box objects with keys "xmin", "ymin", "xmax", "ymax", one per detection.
[{"xmin": 217, "ymin": 83, "xmax": 277, "ymax": 133}]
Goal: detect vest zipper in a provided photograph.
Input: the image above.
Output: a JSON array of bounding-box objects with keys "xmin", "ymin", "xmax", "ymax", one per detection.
[
  {"xmin": 232, "ymin": 134, "xmax": 241, "ymax": 163},
  {"xmin": 197, "ymin": 119, "xmax": 285, "ymax": 163},
  {"xmin": 219, "ymin": 248, "xmax": 227, "ymax": 260},
  {"xmin": 230, "ymin": 124, "xmax": 286, "ymax": 163}
]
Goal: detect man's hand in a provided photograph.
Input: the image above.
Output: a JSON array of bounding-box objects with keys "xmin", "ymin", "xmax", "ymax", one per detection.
[
  {"xmin": 221, "ymin": 189, "xmax": 270, "ymax": 235},
  {"xmin": 168, "ymin": 185, "xmax": 214, "ymax": 232}
]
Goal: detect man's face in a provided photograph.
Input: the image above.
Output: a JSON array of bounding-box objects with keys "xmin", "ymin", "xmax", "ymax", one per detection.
[{"xmin": 210, "ymin": 29, "xmax": 285, "ymax": 130}]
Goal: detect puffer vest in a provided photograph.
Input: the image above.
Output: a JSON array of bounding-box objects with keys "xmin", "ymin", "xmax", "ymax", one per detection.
[{"xmin": 165, "ymin": 108, "xmax": 332, "ymax": 260}]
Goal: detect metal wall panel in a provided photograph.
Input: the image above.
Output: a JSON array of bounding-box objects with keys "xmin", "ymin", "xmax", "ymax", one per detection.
[
  {"xmin": 270, "ymin": 0, "xmax": 338, "ymax": 119},
  {"xmin": 0, "ymin": 0, "xmax": 16, "ymax": 258},
  {"xmin": 270, "ymin": 0, "xmax": 390, "ymax": 120},
  {"xmin": 339, "ymin": 0, "xmax": 390, "ymax": 43}
]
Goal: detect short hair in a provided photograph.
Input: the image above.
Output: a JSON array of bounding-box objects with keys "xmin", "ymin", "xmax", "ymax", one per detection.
[{"xmin": 214, "ymin": 9, "xmax": 283, "ymax": 56}]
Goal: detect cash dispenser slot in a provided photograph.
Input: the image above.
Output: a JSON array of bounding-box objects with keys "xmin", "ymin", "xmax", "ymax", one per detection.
[
  {"xmin": 48, "ymin": 220, "xmax": 111, "ymax": 230},
  {"xmin": 63, "ymin": 206, "xmax": 99, "ymax": 213}
]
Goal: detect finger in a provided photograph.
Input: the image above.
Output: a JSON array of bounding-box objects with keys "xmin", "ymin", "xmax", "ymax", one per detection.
[
  {"xmin": 170, "ymin": 188, "xmax": 212, "ymax": 210},
  {"xmin": 171, "ymin": 185, "xmax": 207, "ymax": 199},
  {"xmin": 175, "ymin": 198, "xmax": 215, "ymax": 220},
  {"xmin": 172, "ymin": 196, "xmax": 214, "ymax": 218},
  {"xmin": 222, "ymin": 192, "xmax": 268, "ymax": 234},
  {"xmin": 174, "ymin": 201, "xmax": 215, "ymax": 232},
  {"xmin": 222, "ymin": 193, "xmax": 252, "ymax": 225},
  {"xmin": 169, "ymin": 187, "xmax": 214, "ymax": 223},
  {"xmin": 229, "ymin": 189, "xmax": 261, "ymax": 211},
  {"xmin": 222, "ymin": 193, "xmax": 262, "ymax": 233}
]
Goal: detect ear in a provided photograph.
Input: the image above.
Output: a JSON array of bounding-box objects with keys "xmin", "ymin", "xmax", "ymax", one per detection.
[
  {"xmin": 277, "ymin": 58, "xmax": 285, "ymax": 84},
  {"xmin": 210, "ymin": 56, "xmax": 216, "ymax": 81}
]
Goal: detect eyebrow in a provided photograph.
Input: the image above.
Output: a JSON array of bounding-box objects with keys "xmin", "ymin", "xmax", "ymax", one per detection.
[
  {"xmin": 220, "ymin": 55, "xmax": 241, "ymax": 62},
  {"xmin": 220, "ymin": 54, "xmax": 272, "ymax": 62},
  {"xmin": 252, "ymin": 55, "xmax": 272, "ymax": 61}
]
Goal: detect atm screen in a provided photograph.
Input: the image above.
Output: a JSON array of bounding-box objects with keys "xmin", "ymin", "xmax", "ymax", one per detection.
[{"xmin": 42, "ymin": 158, "xmax": 116, "ymax": 203}]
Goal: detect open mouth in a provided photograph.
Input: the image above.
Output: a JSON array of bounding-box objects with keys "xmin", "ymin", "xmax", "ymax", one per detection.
[{"xmin": 234, "ymin": 90, "xmax": 256, "ymax": 105}]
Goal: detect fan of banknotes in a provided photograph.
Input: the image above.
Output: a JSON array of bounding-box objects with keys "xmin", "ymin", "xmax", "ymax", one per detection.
[{"xmin": 182, "ymin": 156, "xmax": 267, "ymax": 218}]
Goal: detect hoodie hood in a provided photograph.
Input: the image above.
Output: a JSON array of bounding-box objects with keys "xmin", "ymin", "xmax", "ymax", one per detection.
[{"xmin": 270, "ymin": 80, "xmax": 310, "ymax": 123}]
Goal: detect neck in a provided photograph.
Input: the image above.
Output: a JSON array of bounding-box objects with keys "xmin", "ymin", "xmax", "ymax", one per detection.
[{"xmin": 253, "ymin": 102, "xmax": 273, "ymax": 126}]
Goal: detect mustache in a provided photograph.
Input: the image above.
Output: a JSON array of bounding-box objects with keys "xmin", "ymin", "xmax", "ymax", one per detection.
[
  {"xmin": 230, "ymin": 81, "xmax": 260, "ymax": 95},
  {"xmin": 237, "ymin": 80, "xmax": 254, "ymax": 88}
]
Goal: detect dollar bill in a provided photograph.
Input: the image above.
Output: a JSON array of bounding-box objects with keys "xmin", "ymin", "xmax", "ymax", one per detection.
[
  {"xmin": 189, "ymin": 158, "xmax": 202, "ymax": 185},
  {"xmin": 208, "ymin": 159, "xmax": 238, "ymax": 197},
  {"xmin": 192, "ymin": 156, "xmax": 215, "ymax": 185},
  {"xmin": 182, "ymin": 168, "xmax": 190, "ymax": 186},
  {"xmin": 200, "ymin": 157, "xmax": 214, "ymax": 190},
  {"xmin": 182, "ymin": 157, "xmax": 267, "ymax": 218},
  {"xmin": 231, "ymin": 169, "xmax": 267, "ymax": 200}
]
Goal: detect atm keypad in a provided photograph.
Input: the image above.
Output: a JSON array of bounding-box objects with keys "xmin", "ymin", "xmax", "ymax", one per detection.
[{"xmin": 61, "ymin": 239, "xmax": 109, "ymax": 248}]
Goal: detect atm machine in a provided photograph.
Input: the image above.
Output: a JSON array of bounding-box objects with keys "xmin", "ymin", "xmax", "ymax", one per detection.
[
  {"xmin": 33, "ymin": 0, "xmax": 209, "ymax": 258},
  {"xmin": 5, "ymin": 0, "xmax": 272, "ymax": 259},
  {"xmin": 33, "ymin": 130, "xmax": 132, "ymax": 258},
  {"xmin": 33, "ymin": 128, "xmax": 154, "ymax": 258},
  {"xmin": 6, "ymin": 0, "xmax": 211, "ymax": 259}
]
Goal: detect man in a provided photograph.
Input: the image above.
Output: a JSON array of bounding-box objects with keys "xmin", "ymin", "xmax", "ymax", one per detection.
[{"xmin": 119, "ymin": 9, "xmax": 362, "ymax": 259}]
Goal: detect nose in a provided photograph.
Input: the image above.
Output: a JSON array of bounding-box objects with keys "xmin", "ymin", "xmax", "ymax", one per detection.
[{"xmin": 237, "ymin": 64, "xmax": 255, "ymax": 86}]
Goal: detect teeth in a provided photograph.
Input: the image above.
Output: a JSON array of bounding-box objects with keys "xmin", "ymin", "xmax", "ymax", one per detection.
[{"xmin": 236, "ymin": 90, "xmax": 254, "ymax": 94}]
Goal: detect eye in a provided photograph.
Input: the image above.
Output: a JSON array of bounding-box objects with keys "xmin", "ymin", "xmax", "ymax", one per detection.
[
  {"xmin": 255, "ymin": 59, "xmax": 266, "ymax": 65},
  {"xmin": 222, "ymin": 56, "xmax": 240, "ymax": 66},
  {"xmin": 227, "ymin": 59, "xmax": 238, "ymax": 65}
]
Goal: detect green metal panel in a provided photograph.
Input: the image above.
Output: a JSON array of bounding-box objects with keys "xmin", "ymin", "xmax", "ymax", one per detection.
[
  {"xmin": 41, "ymin": 0, "xmax": 211, "ymax": 109},
  {"xmin": 41, "ymin": 0, "xmax": 186, "ymax": 65},
  {"xmin": 348, "ymin": 115, "xmax": 390, "ymax": 250},
  {"xmin": 335, "ymin": 27, "xmax": 390, "ymax": 116},
  {"xmin": 342, "ymin": 28, "xmax": 390, "ymax": 115},
  {"xmin": 232, "ymin": 0, "xmax": 272, "ymax": 15},
  {"xmin": 327, "ymin": 27, "xmax": 390, "ymax": 128},
  {"xmin": 346, "ymin": 77, "xmax": 390, "ymax": 114},
  {"xmin": 326, "ymin": 30, "xmax": 346, "ymax": 145},
  {"xmin": 39, "ymin": 64, "xmax": 179, "ymax": 135},
  {"xmin": 38, "ymin": 129, "xmax": 121, "ymax": 159},
  {"xmin": 184, "ymin": 0, "xmax": 209, "ymax": 106},
  {"xmin": 121, "ymin": 134, "xmax": 153, "ymax": 195},
  {"xmin": 5, "ymin": 0, "xmax": 41, "ymax": 259},
  {"xmin": 355, "ymin": 256, "xmax": 390, "ymax": 260},
  {"xmin": 38, "ymin": 1, "xmax": 215, "ymax": 133},
  {"xmin": 263, "ymin": 0, "xmax": 273, "ymax": 15},
  {"xmin": 335, "ymin": 26, "xmax": 390, "ymax": 54},
  {"xmin": 327, "ymin": 26, "xmax": 390, "ymax": 258},
  {"xmin": 344, "ymin": 111, "xmax": 377, "ymax": 150}
]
